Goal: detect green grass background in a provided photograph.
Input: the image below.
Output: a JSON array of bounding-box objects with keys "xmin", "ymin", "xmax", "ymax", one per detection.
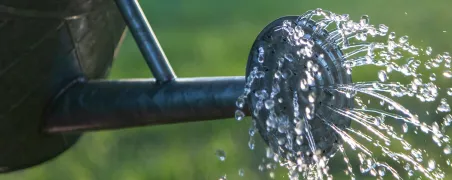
[{"xmin": 2, "ymin": 0, "xmax": 452, "ymax": 179}]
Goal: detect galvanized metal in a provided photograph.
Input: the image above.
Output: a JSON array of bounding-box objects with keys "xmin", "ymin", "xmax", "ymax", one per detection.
[
  {"xmin": 115, "ymin": 0, "xmax": 176, "ymax": 82},
  {"xmin": 246, "ymin": 16, "xmax": 353, "ymax": 160}
]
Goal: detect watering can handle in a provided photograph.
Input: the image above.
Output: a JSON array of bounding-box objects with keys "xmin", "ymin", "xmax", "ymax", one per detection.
[
  {"xmin": 43, "ymin": 0, "xmax": 248, "ymax": 133},
  {"xmin": 114, "ymin": 0, "xmax": 176, "ymax": 83}
]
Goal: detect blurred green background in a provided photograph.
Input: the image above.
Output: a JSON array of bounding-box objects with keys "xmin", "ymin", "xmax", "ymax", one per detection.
[{"xmin": 2, "ymin": 0, "xmax": 452, "ymax": 179}]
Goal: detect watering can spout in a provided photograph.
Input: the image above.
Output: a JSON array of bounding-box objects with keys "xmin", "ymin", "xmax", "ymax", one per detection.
[{"xmin": 44, "ymin": 76, "xmax": 248, "ymax": 133}]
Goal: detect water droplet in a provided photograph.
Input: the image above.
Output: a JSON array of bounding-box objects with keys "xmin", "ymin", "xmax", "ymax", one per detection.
[
  {"xmin": 258, "ymin": 47, "xmax": 265, "ymax": 63},
  {"xmin": 346, "ymin": 68, "xmax": 352, "ymax": 75},
  {"xmin": 360, "ymin": 15, "xmax": 370, "ymax": 26},
  {"xmin": 402, "ymin": 123, "xmax": 408, "ymax": 133},
  {"xmin": 378, "ymin": 70, "xmax": 388, "ymax": 82},
  {"xmin": 388, "ymin": 32, "xmax": 396, "ymax": 40},
  {"xmin": 398, "ymin": 35, "xmax": 409, "ymax": 44},
  {"xmin": 265, "ymin": 99, "xmax": 275, "ymax": 109},
  {"xmin": 269, "ymin": 172, "xmax": 275, "ymax": 179},
  {"xmin": 444, "ymin": 70, "xmax": 452, "ymax": 78},
  {"xmin": 295, "ymin": 121, "xmax": 303, "ymax": 135},
  {"xmin": 300, "ymin": 79, "xmax": 308, "ymax": 91},
  {"xmin": 430, "ymin": 73, "xmax": 437, "ymax": 81},
  {"xmin": 255, "ymin": 90, "xmax": 268, "ymax": 99},
  {"xmin": 428, "ymin": 159, "xmax": 436, "ymax": 171},
  {"xmin": 425, "ymin": 46, "xmax": 433, "ymax": 55},
  {"xmin": 219, "ymin": 175, "xmax": 227, "ymax": 180},
  {"xmin": 378, "ymin": 167, "xmax": 386, "ymax": 176},
  {"xmin": 216, "ymin": 150, "xmax": 226, "ymax": 161},
  {"xmin": 379, "ymin": 24, "xmax": 388, "ymax": 35},
  {"xmin": 249, "ymin": 128, "xmax": 255, "ymax": 136},
  {"xmin": 248, "ymin": 138, "xmax": 255, "ymax": 150},
  {"xmin": 283, "ymin": 20, "xmax": 292, "ymax": 27},
  {"xmin": 236, "ymin": 95, "xmax": 245, "ymax": 108},
  {"xmin": 284, "ymin": 53, "xmax": 295, "ymax": 62},
  {"xmin": 444, "ymin": 145, "xmax": 451, "ymax": 154},
  {"xmin": 438, "ymin": 98, "xmax": 451, "ymax": 112},
  {"xmin": 266, "ymin": 148, "xmax": 274, "ymax": 158},
  {"xmin": 308, "ymin": 92, "xmax": 316, "ymax": 103},
  {"xmin": 238, "ymin": 169, "xmax": 245, "ymax": 176},
  {"xmin": 340, "ymin": 14, "xmax": 349, "ymax": 21},
  {"xmin": 408, "ymin": 170, "xmax": 414, "ymax": 176},
  {"xmin": 258, "ymin": 164, "xmax": 264, "ymax": 171},
  {"xmin": 235, "ymin": 110, "xmax": 245, "ymax": 121},
  {"xmin": 256, "ymin": 71, "xmax": 265, "ymax": 78},
  {"xmin": 420, "ymin": 122, "xmax": 430, "ymax": 134}
]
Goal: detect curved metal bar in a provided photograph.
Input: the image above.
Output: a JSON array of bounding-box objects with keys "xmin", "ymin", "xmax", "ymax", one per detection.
[
  {"xmin": 44, "ymin": 76, "xmax": 248, "ymax": 133},
  {"xmin": 115, "ymin": 0, "xmax": 176, "ymax": 82}
]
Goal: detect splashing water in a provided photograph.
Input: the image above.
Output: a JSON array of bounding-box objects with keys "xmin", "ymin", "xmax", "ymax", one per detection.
[
  {"xmin": 216, "ymin": 149, "xmax": 227, "ymax": 161},
  {"xmin": 239, "ymin": 168, "xmax": 245, "ymax": 176},
  {"xmin": 235, "ymin": 8, "xmax": 452, "ymax": 179},
  {"xmin": 219, "ymin": 174, "xmax": 227, "ymax": 180}
]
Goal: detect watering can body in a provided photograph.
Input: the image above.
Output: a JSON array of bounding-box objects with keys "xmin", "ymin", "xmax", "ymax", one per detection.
[
  {"xmin": 0, "ymin": 0, "xmax": 126, "ymax": 172},
  {"xmin": 0, "ymin": 0, "xmax": 247, "ymax": 173}
]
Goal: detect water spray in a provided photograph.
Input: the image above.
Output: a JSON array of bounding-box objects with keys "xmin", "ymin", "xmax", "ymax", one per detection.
[
  {"xmin": 244, "ymin": 15, "xmax": 353, "ymax": 164},
  {"xmin": 236, "ymin": 9, "xmax": 452, "ymax": 180},
  {"xmin": 1, "ymin": 0, "xmax": 451, "ymax": 179}
]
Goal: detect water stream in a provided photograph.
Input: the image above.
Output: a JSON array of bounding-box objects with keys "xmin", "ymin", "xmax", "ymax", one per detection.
[{"xmin": 234, "ymin": 9, "xmax": 452, "ymax": 180}]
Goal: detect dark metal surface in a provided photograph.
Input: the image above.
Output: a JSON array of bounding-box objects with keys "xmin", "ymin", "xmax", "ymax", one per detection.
[
  {"xmin": 0, "ymin": 0, "xmax": 247, "ymax": 173},
  {"xmin": 0, "ymin": 0, "xmax": 111, "ymax": 19},
  {"xmin": 0, "ymin": 0, "xmax": 126, "ymax": 172},
  {"xmin": 115, "ymin": 0, "xmax": 176, "ymax": 82},
  {"xmin": 44, "ymin": 77, "xmax": 246, "ymax": 133},
  {"xmin": 246, "ymin": 16, "xmax": 352, "ymax": 161}
]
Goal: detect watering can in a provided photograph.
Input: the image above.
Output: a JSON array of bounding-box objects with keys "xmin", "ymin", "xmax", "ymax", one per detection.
[
  {"xmin": 0, "ymin": 0, "xmax": 249, "ymax": 172},
  {"xmin": 0, "ymin": 0, "xmax": 352, "ymax": 173}
]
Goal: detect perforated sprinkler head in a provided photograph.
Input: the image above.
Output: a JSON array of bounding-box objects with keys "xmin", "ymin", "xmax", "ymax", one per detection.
[{"xmin": 245, "ymin": 16, "xmax": 353, "ymax": 164}]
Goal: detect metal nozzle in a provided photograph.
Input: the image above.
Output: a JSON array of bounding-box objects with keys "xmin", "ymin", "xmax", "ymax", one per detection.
[{"xmin": 245, "ymin": 16, "xmax": 353, "ymax": 161}]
